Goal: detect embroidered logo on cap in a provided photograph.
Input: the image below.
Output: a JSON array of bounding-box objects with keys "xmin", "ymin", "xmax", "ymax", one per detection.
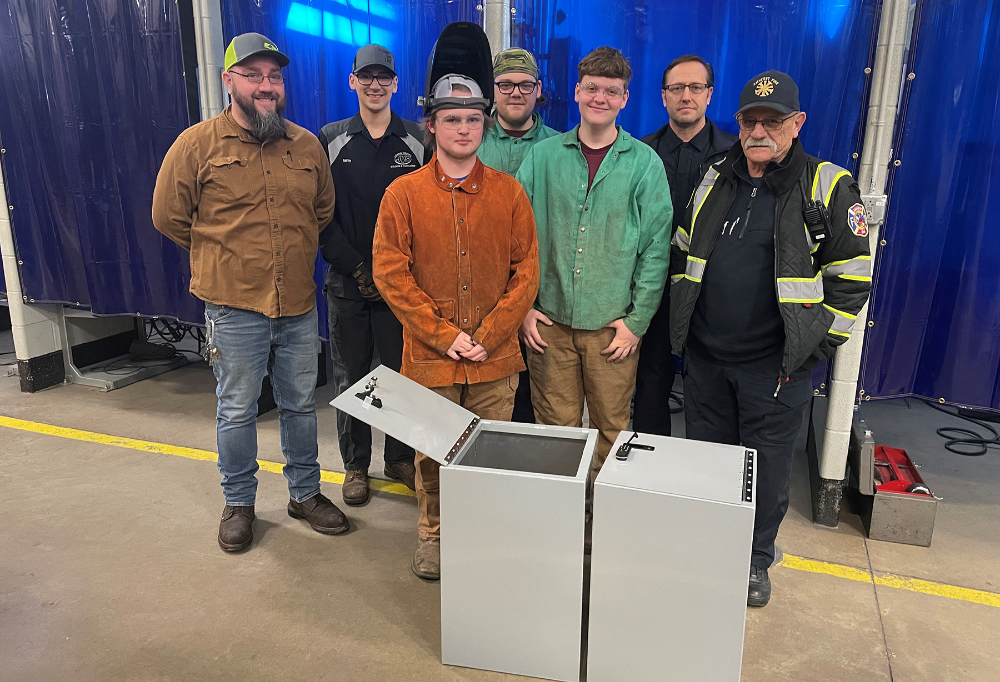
[
  {"xmin": 755, "ymin": 76, "xmax": 777, "ymax": 97},
  {"xmin": 264, "ymin": 42, "xmax": 277, "ymax": 51},
  {"xmin": 848, "ymin": 203, "xmax": 868, "ymax": 237}
]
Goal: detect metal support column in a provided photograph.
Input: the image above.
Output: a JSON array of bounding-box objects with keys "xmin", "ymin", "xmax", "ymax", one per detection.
[
  {"xmin": 0, "ymin": 150, "xmax": 65, "ymax": 392},
  {"xmin": 192, "ymin": 0, "xmax": 227, "ymax": 120},
  {"xmin": 814, "ymin": 0, "xmax": 915, "ymax": 526},
  {"xmin": 483, "ymin": 0, "xmax": 512, "ymax": 58}
]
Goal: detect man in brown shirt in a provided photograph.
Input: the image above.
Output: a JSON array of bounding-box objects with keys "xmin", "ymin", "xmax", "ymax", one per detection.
[
  {"xmin": 152, "ymin": 33, "xmax": 348, "ymax": 553},
  {"xmin": 373, "ymin": 74, "xmax": 539, "ymax": 580}
]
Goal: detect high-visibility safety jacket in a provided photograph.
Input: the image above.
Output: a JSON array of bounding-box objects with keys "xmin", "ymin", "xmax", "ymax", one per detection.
[{"xmin": 669, "ymin": 139, "xmax": 872, "ymax": 381}]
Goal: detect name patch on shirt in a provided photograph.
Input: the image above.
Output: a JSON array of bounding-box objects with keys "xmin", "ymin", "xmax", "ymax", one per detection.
[{"xmin": 848, "ymin": 203, "xmax": 868, "ymax": 237}]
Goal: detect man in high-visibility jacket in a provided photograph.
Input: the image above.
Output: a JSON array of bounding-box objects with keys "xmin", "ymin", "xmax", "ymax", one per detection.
[{"xmin": 669, "ymin": 71, "xmax": 871, "ymax": 607}]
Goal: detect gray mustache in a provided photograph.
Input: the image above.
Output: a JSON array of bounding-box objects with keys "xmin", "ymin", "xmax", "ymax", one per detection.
[{"xmin": 744, "ymin": 137, "xmax": 777, "ymax": 152}]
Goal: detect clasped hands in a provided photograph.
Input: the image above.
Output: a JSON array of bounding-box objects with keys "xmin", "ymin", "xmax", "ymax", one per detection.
[{"xmin": 447, "ymin": 331, "xmax": 488, "ymax": 362}]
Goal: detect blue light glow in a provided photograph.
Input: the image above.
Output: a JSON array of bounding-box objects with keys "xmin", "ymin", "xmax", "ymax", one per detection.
[
  {"xmin": 286, "ymin": 1, "xmax": 397, "ymax": 48},
  {"xmin": 819, "ymin": 0, "xmax": 851, "ymax": 39}
]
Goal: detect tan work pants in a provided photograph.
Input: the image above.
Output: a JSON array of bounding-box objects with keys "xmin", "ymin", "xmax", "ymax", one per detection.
[{"xmin": 527, "ymin": 321, "xmax": 639, "ymax": 479}]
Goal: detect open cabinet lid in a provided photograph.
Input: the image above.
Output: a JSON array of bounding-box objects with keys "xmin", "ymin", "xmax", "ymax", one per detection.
[{"xmin": 331, "ymin": 366, "xmax": 479, "ymax": 466}]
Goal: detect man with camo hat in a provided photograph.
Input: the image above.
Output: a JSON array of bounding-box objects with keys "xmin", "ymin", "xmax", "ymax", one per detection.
[
  {"xmin": 478, "ymin": 47, "xmax": 560, "ymax": 176},
  {"xmin": 478, "ymin": 47, "xmax": 559, "ymax": 424}
]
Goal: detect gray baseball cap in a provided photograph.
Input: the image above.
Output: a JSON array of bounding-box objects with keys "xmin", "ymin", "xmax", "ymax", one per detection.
[
  {"xmin": 224, "ymin": 33, "xmax": 289, "ymax": 71},
  {"xmin": 354, "ymin": 44, "xmax": 396, "ymax": 75}
]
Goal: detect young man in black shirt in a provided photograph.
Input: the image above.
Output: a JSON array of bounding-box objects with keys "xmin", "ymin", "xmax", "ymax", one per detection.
[
  {"xmin": 637, "ymin": 54, "xmax": 737, "ymax": 436},
  {"xmin": 319, "ymin": 44, "xmax": 430, "ymax": 505}
]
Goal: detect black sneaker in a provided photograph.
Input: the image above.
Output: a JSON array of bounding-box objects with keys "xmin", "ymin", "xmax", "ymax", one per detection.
[
  {"xmin": 748, "ymin": 565, "xmax": 772, "ymax": 607},
  {"xmin": 218, "ymin": 505, "xmax": 255, "ymax": 552}
]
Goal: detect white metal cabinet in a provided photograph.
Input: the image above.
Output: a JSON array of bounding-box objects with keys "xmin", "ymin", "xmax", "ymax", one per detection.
[
  {"xmin": 333, "ymin": 366, "xmax": 596, "ymax": 682},
  {"xmin": 587, "ymin": 432, "xmax": 757, "ymax": 682}
]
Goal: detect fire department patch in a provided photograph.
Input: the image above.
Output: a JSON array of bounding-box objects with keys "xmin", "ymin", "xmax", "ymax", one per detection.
[{"xmin": 848, "ymin": 203, "xmax": 868, "ymax": 237}]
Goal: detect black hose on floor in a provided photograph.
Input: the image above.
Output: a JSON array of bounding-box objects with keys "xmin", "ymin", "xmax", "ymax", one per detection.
[{"xmin": 923, "ymin": 400, "xmax": 1000, "ymax": 457}]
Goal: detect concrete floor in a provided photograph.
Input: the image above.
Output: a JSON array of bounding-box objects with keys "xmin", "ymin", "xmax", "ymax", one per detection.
[{"xmin": 0, "ymin": 342, "xmax": 998, "ymax": 681}]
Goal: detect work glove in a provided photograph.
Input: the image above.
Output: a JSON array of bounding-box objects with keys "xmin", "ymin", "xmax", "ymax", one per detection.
[{"xmin": 352, "ymin": 262, "xmax": 383, "ymax": 302}]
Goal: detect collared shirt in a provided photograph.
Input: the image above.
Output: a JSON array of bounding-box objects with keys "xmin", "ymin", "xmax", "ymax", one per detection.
[
  {"xmin": 152, "ymin": 106, "xmax": 335, "ymax": 318},
  {"xmin": 478, "ymin": 111, "xmax": 560, "ymax": 176},
  {"xmin": 515, "ymin": 126, "xmax": 673, "ymax": 337},
  {"xmin": 654, "ymin": 122, "xmax": 712, "ymax": 223},
  {"xmin": 317, "ymin": 111, "xmax": 429, "ymax": 298}
]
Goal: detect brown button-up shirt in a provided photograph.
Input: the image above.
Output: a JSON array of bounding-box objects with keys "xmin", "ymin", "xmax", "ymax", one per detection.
[
  {"xmin": 152, "ymin": 107, "xmax": 335, "ymax": 318},
  {"xmin": 373, "ymin": 156, "xmax": 539, "ymax": 388}
]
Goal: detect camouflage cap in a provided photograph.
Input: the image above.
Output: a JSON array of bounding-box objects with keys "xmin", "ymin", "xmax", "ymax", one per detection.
[{"xmin": 493, "ymin": 47, "xmax": 539, "ymax": 78}]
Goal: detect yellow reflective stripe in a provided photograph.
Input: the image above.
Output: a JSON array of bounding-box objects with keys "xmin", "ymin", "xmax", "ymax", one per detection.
[
  {"xmin": 824, "ymin": 304, "xmax": 857, "ymax": 337},
  {"xmin": 777, "ymin": 272, "xmax": 823, "ymax": 303},
  {"xmin": 685, "ymin": 256, "xmax": 707, "ymax": 282},
  {"xmin": 812, "ymin": 162, "xmax": 852, "ymax": 205},
  {"xmin": 673, "ymin": 226, "xmax": 691, "ymax": 252},
  {"xmin": 691, "ymin": 168, "xmax": 720, "ymax": 228},
  {"xmin": 670, "ymin": 274, "xmax": 685, "ymax": 284},
  {"xmin": 823, "ymin": 255, "xmax": 872, "ymax": 280},
  {"xmin": 825, "ymin": 171, "xmax": 849, "ymax": 205},
  {"xmin": 811, "ymin": 162, "xmax": 828, "ymax": 200}
]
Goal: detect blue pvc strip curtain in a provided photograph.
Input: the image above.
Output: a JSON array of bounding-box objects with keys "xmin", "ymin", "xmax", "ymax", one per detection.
[
  {"xmin": 221, "ymin": 0, "xmax": 482, "ymax": 132},
  {"xmin": 221, "ymin": 0, "xmax": 481, "ymax": 337},
  {"xmin": 861, "ymin": 2, "xmax": 1000, "ymax": 410},
  {"xmin": 0, "ymin": 0, "xmax": 199, "ymax": 323},
  {"xmin": 514, "ymin": 0, "xmax": 879, "ymax": 170}
]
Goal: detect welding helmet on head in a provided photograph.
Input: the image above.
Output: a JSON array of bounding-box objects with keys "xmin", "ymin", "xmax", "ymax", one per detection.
[{"xmin": 419, "ymin": 22, "xmax": 494, "ymax": 115}]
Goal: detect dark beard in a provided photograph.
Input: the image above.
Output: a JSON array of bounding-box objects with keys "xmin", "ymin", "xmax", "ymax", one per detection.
[{"xmin": 233, "ymin": 90, "xmax": 287, "ymax": 141}]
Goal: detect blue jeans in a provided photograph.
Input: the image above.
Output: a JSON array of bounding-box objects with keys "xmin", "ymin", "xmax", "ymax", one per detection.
[{"xmin": 206, "ymin": 303, "xmax": 321, "ymax": 506}]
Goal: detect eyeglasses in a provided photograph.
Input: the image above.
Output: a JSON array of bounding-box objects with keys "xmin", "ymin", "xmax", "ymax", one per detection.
[
  {"xmin": 355, "ymin": 73, "xmax": 395, "ymax": 86},
  {"xmin": 663, "ymin": 82, "xmax": 709, "ymax": 95},
  {"xmin": 736, "ymin": 113, "xmax": 798, "ymax": 131},
  {"xmin": 495, "ymin": 80, "xmax": 538, "ymax": 95},
  {"xmin": 580, "ymin": 82, "xmax": 625, "ymax": 99},
  {"xmin": 437, "ymin": 114, "xmax": 485, "ymax": 130},
  {"xmin": 229, "ymin": 70, "xmax": 284, "ymax": 85}
]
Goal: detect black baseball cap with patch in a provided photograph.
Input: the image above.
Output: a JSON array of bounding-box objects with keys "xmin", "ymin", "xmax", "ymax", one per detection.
[
  {"xmin": 354, "ymin": 44, "xmax": 396, "ymax": 75},
  {"xmin": 736, "ymin": 70, "xmax": 799, "ymax": 115},
  {"xmin": 224, "ymin": 33, "xmax": 289, "ymax": 71}
]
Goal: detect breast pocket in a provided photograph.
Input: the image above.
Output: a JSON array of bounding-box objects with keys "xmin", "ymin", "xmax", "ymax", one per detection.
[
  {"xmin": 602, "ymin": 212, "xmax": 637, "ymax": 259},
  {"xmin": 283, "ymin": 155, "xmax": 316, "ymax": 204},
  {"xmin": 206, "ymin": 156, "xmax": 251, "ymax": 202}
]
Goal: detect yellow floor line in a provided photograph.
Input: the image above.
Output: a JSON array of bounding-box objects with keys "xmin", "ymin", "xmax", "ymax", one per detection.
[
  {"xmin": 2, "ymin": 414, "xmax": 998, "ymax": 607},
  {"xmin": 777, "ymin": 554, "xmax": 1000, "ymax": 608},
  {"xmin": 0, "ymin": 415, "xmax": 414, "ymax": 498}
]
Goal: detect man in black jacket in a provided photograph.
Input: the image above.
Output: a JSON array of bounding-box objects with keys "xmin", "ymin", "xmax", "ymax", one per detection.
[
  {"xmin": 670, "ymin": 71, "xmax": 871, "ymax": 607},
  {"xmin": 319, "ymin": 44, "xmax": 430, "ymax": 505},
  {"xmin": 637, "ymin": 55, "xmax": 737, "ymax": 436}
]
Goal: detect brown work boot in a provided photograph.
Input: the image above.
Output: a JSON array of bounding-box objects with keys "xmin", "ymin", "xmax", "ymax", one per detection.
[
  {"xmin": 342, "ymin": 469, "xmax": 370, "ymax": 505},
  {"xmin": 412, "ymin": 538, "xmax": 440, "ymax": 581},
  {"xmin": 218, "ymin": 505, "xmax": 255, "ymax": 552},
  {"xmin": 287, "ymin": 493, "xmax": 350, "ymax": 535},
  {"xmin": 384, "ymin": 461, "xmax": 417, "ymax": 491}
]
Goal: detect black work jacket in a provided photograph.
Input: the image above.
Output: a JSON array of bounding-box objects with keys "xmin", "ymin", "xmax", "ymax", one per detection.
[{"xmin": 669, "ymin": 139, "xmax": 872, "ymax": 387}]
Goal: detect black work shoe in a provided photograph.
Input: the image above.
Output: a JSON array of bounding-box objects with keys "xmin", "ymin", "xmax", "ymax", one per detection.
[
  {"xmin": 384, "ymin": 461, "xmax": 417, "ymax": 491},
  {"xmin": 748, "ymin": 565, "xmax": 772, "ymax": 607},
  {"xmin": 342, "ymin": 469, "xmax": 370, "ymax": 506},
  {"xmin": 288, "ymin": 493, "xmax": 350, "ymax": 535},
  {"xmin": 218, "ymin": 505, "xmax": 255, "ymax": 552}
]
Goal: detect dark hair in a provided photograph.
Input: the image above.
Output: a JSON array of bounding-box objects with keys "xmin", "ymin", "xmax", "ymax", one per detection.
[
  {"xmin": 577, "ymin": 47, "xmax": 632, "ymax": 89},
  {"xmin": 420, "ymin": 110, "xmax": 495, "ymax": 149},
  {"xmin": 662, "ymin": 54, "xmax": 715, "ymax": 89}
]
